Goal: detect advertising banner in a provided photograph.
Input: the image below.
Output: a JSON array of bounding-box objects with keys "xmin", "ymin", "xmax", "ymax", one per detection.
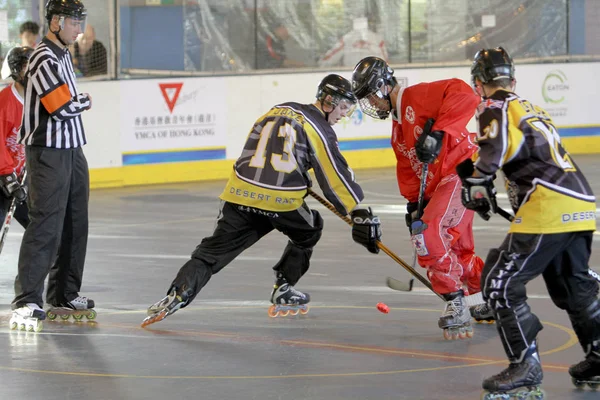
[{"xmin": 120, "ymin": 78, "xmax": 227, "ymax": 164}]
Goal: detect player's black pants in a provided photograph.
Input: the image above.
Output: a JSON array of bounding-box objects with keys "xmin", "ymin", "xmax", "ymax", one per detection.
[
  {"xmin": 0, "ymin": 194, "xmax": 30, "ymax": 296},
  {"xmin": 12, "ymin": 146, "xmax": 90, "ymax": 309},
  {"xmin": 481, "ymin": 231, "xmax": 600, "ymax": 360},
  {"xmin": 170, "ymin": 201, "xmax": 323, "ymax": 305}
]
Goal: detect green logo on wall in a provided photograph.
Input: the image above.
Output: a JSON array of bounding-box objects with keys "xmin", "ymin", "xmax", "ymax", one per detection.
[{"xmin": 542, "ymin": 70, "xmax": 569, "ymax": 104}]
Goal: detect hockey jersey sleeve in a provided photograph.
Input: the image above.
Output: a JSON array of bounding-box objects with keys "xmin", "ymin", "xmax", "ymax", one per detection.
[
  {"xmin": 304, "ymin": 122, "xmax": 364, "ymax": 215},
  {"xmin": 391, "ymin": 123, "xmax": 421, "ymax": 202},
  {"xmin": 429, "ymin": 79, "xmax": 479, "ymax": 138},
  {"xmin": 30, "ymin": 58, "xmax": 90, "ymax": 121},
  {"xmin": 0, "ymin": 119, "xmax": 14, "ymax": 175},
  {"xmin": 474, "ymin": 100, "xmax": 524, "ymax": 176}
]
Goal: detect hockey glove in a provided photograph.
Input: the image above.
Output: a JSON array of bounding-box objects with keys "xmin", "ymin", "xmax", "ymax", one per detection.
[
  {"xmin": 405, "ymin": 200, "xmax": 429, "ymax": 235},
  {"xmin": 415, "ymin": 130, "xmax": 444, "ymax": 164},
  {"xmin": 0, "ymin": 172, "xmax": 27, "ymax": 203},
  {"xmin": 351, "ymin": 207, "xmax": 382, "ymax": 254},
  {"xmin": 460, "ymin": 176, "xmax": 498, "ymax": 221}
]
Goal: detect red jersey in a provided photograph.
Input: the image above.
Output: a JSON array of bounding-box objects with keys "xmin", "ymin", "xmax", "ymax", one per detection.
[
  {"xmin": 391, "ymin": 79, "xmax": 479, "ymax": 203},
  {"xmin": 0, "ymin": 84, "xmax": 25, "ymax": 176}
]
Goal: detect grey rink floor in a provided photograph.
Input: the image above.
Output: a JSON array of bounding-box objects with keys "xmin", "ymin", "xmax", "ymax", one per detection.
[{"xmin": 2, "ymin": 155, "xmax": 600, "ymax": 400}]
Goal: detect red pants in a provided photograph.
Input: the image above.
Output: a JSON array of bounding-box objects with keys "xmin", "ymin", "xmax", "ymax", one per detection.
[{"xmin": 411, "ymin": 175, "xmax": 484, "ymax": 295}]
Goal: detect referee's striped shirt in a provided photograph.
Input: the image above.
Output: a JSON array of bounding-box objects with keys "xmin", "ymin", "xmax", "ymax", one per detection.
[{"xmin": 18, "ymin": 37, "xmax": 90, "ymax": 148}]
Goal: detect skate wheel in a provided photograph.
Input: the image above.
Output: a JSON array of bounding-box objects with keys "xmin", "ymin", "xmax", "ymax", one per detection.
[
  {"xmin": 34, "ymin": 322, "xmax": 43, "ymax": 332},
  {"xmin": 289, "ymin": 309, "xmax": 299, "ymax": 316},
  {"xmin": 10, "ymin": 321, "xmax": 17, "ymax": 330},
  {"xmin": 279, "ymin": 309, "xmax": 290, "ymax": 317},
  {"xmin": 86, "ymin": 310, "xmax": 97, "ymax": 320},
  {"xmin": 47, "ymin": 312, "xmax": 57, "ymax": 320},
  {"xmin": 60, "ymin": 314, "xmax": 70, "ymax": 321},
  {"xmin": 572, "ymin": 378, "xmax": 585, "ymax": 389},
  {"xmin": 19, "ymin": 323, "xmax": 26, "ymax": 331},
  {"xmin": 140, "ymin": 310, "xmax": 167, "ymax": 328},
  {"xmin": 267, "ymin": 305, "xmax": 279, "ymax": 318},
  {"xmin": 73, "ymin": 314, "xmax": 84, "ymax": 321},
  {"xmin": 589, "ymin": 382, "xmax": 599, "ymax": 390},
  {"xmin": 465, "ymin": 329, "xmax": 474, "ymax": 338},
  {"xmin": 300, "ymin": 307, "xmax": 309, "ymax": 315},
  {"xmin": 443, "ymin": 329, "xmax": 452, "ymax": 340}
]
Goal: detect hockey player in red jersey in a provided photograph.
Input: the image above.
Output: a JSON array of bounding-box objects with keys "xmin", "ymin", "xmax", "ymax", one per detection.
[
  {"xmin": 351, "ymin": 57, "xmax": 491, "ymax": 339},
  {"xmin": 0, "ymin": 47, "xmax": 33, "ymax": 240}
]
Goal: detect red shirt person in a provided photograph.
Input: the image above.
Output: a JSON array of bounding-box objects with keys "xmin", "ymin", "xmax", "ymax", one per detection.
[{"xmin": 352, "ymin": 57, "xmax": 492, "ymax": 339}]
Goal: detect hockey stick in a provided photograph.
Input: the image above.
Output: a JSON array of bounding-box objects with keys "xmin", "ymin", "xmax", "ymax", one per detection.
[
  {"xmin": 0, "ymin": 170, "xmax": 26, "ymax": 255},
  {"xmin": 495, "ymin": 204, "xmax": 600, "ymax": 283},
  {"xmin": 307, "ymin": 188, "xmax": 443, "ymax": 299},
  {"xmin": 387, "ymin": 164, "xmax": 427, "ymax": 292},
  {"xmin": 387, "ymin": 118, "xmax": 435, "ymax": 292}
]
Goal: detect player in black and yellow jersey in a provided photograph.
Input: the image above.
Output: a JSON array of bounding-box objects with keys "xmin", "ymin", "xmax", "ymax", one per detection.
[
  {"xmin": 457, "ymin": 47, "xmax": 600, "ymax": 398},
  {"xmin": 141, "ymin": 74, "xmax": 381, "ymax": 327}
]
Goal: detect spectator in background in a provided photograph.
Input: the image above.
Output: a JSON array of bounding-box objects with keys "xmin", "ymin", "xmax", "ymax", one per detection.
[
  {"xmin": 319, "ymin": 17, "xmax": 388, "ymax": 68},
  {"xmin": 73, "ymin": 24, "xmax": 107, "ymax": 77},
  {"xmin": 19, "ymin": 21, "xmax": 40, "ymax": 48},
  {"xmin": 257, "ymin": 15, "xmax": 306, "ymax": 70}
]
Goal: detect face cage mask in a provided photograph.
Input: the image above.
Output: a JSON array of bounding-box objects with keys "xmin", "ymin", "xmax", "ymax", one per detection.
[{"xmin": 358, "ymin": 90, "xmax": 391, "ymax": 120}]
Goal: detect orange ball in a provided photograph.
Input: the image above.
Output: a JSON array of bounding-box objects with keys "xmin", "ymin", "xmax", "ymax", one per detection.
[{"xmin": 376, "ymin": 302, "xmax": 390, "ymax": 314}]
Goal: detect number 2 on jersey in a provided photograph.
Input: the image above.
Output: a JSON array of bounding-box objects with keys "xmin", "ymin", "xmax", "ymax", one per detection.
[
  {"xmin": 249, "ymin": 121, "xmax": 298, "ymax": 173},
  {"xmin": 529, "ymin": 120, "xmax": 575, "ymax": 171}
]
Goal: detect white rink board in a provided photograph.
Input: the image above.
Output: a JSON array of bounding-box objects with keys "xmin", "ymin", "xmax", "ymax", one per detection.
[{"xmin": 75, "ymin": 62, "xmax": 600, "ymax": 170}]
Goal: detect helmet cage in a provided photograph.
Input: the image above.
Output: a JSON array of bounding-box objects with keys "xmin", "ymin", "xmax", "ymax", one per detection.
[{"xmin": 357, "ymin": 89, "xmax": 392, "ymax": 120}]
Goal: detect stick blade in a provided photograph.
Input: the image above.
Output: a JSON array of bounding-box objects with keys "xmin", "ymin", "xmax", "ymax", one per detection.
[{"xmin": 386, "ymin": 277, "xmax": 414, "ymax": 292}]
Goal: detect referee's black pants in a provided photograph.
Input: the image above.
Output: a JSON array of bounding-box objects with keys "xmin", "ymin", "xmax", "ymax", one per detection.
[{"xmin": 12, "ymin": 146, "xmax": 90, "ymax": 309}]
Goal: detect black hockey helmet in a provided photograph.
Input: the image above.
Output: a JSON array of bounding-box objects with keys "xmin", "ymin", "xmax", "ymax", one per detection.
[
  {"xmin": 316, "ymin": 74, "xmax": 356, "ymax": 106},
  {"xmin": 351, "ymin": 56, "xmax": 397, "ymax": 119},
  {"xmin": 45, "ymin": 0, "xmax": 87, "ymax": 22},
  {"xmin": 471, "ymin": 47, "xmax": 515, "ymax": 86},
  {"xmin": 316, "ymin": 74, "xmax": 357, "ymax": 123},
  {"xmin": 2, "ymin": 46, "xmax": 34, "ymax": 84}
]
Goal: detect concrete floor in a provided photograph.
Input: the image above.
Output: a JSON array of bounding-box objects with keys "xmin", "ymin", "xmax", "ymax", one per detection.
[{"xmin": 1, "ymin": 155, "xmax": 600, "ymax": 400}]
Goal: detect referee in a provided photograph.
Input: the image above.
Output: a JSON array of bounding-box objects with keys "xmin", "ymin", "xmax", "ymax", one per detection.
[{"xmin": 12, "ymin": 0, "xmax": 95, "ymax": 320}]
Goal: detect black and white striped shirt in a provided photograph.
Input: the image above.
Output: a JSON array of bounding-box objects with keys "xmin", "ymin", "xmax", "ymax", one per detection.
[{"xmin": 18, "ymin": 37, "xmax": 90, "ymax": 148}]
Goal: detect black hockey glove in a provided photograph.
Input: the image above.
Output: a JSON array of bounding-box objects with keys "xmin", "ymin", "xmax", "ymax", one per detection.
[
  {"xmin": 415, "ymin": 130, "xmax": 444, "ymax": 164},
  {"xmin": 351, "ymin": 207, "xmax": 382, "ymax": 254},
  {"xmin": 460, "ymin": 176, "xmax": 498, "ymax": 221},
  {"xmin": 0, "ymin": 172, "xmax": 27, "ymax": 203},
  {"xmin": 405, "ymin": 200, "xmax": 429, "ymax": 235}
]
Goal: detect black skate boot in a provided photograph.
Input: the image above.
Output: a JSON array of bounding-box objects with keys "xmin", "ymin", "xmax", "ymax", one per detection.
[
  {"xmin": 481, "ymin": 341, "xmax": 545, "ymax": 399},
  {"xmin": 438, "ymin": 290, "xmax": 473, "ymax": 340},
  {"xmin": 470, "ymin": 302, "xmax": 495, "ymax": 324},
  {"xmin": 141, "ymin": 287, "xmax": 189, "ymax": 328},
  {"xmin": 268, "ymin": 275, "xmax": 310, "ymax": 318},
  {"xmin": 47, "ymin": 296, "xmax": 97, "ymax": 322},
  {"xmin": 569, "ymin": 341, "xmax": 600, "ymax": 390},
  {"xmin": 10, "ymin": 303, "xmax": 46, "ymax": 332}
]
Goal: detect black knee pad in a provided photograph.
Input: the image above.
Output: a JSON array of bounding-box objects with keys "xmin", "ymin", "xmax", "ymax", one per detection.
[
  {"xmin": 569, "ymin": 299, "xmax": 600, "ymax": 348},
  {"xmin": 495, "ymin": 303, "xmax": 543, "ymax": 359}
]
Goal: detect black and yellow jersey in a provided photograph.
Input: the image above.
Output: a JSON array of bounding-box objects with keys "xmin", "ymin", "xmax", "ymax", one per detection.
[
  {"xmin": 475, "ymin": 90, "xmax": 596, "ymax": 234},
  {"xmin": 220, "ymin": 102, "xmax": 364, "ymax": 214}
]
